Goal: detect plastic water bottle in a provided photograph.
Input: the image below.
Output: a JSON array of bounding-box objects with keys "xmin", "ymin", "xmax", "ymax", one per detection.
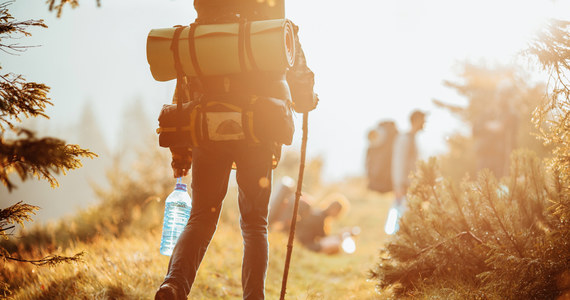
[
  {"xmin": 160, "ymin": 178, "xmax": 192, "ymax": 256},
  {"xmin": 384, "ymin": 200, "xmax": 407, "ymax": 235}
]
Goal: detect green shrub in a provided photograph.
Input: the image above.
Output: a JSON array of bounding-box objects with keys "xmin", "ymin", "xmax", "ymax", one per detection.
[{"xmin": 370, "ymin": 154, "xmax": 569, "ymax": 299}]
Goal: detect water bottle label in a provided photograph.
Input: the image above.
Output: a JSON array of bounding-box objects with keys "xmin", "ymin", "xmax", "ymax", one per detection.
[{"xmin": 169, "ymin": 202, "xmax": 189, "ymax": 209}]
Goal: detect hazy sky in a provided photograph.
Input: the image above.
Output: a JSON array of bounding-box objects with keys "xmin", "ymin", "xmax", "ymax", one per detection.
[{"xmin": 5, "ymin": 0, "xmax": 570, "ymax": 181}]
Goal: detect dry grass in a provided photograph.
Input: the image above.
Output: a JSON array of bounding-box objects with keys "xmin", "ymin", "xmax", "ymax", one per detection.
[{"xmin": 3, "ymin": 177, "xmax": 395, "ymax": 299}]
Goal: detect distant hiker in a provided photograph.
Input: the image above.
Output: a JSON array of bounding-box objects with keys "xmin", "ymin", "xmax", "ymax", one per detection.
[
  {"xmin": 153, "ymin": 1, "xmax": 318, "ymax": 299},
  {"xmin": 365, "ymin": 120, "xmax": 398, "ymax": 193},
  {"xmin": 385, "ymin": 110, "xmax": 426, "ymax": 235}
]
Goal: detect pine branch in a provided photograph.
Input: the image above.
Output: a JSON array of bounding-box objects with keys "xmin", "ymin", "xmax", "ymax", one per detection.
[
  {"xmin": 0, "ymin": 73, "xmax": 51, "ymax": 130},
  {"xmin": 0, "ymin": 129, "xmax": 97, "ymax": 191},
  {"xmin": 478, "ymin": 172, "xmax": 524, "ymax": 257},
  {"xmin": 430, "ymin": 185, "xmax": 443, "ymax": 208},
  {"xmin": 507, "ymin": 155, "xmax": 519, "ymax": 205},
  {"xmin": 446, "ymin": 180, "xmax": 470, "ymax": 231},
  {"xmin": 46, "ymin": 0, "xmax": 101, "ymax": 18},
  {"xmin": 0, "ymin": 201, "xmax": 39, "ymax": 239},
  {"xmin": 0, "ymin": 281, "xmax": 10, "ymax": 298},
  {"xmin": 0, "ymin": 249, "xmax": 84, "ymax": 266},
  {"xmin": 411, "ymin": 231, "xmax": 487, "ymax": 260},
  {"xmin": 0, "ymin": 1, "xmax": 47, "ymax": 54},
  {"xmin": 0, "ymin": 225, "xmax": 15, "ymax": 235},
  {"xmin": 432, "ymin": 98, "xmax": 466, "ymax": 114},
  {"xmin": 0, "ymin": 201, "xmax": 84, "ymax": 272}
]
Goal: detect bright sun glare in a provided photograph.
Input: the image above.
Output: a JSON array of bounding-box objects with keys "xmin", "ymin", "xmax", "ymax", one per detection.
[{"xmin": 439, "ymin": 0, "xmax": 552, "ymax": 59}]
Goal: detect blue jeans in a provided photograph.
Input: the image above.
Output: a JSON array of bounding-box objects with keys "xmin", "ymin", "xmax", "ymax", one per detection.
[{"xmin": 161, "ymin": 142, "xmax": 273, "ymax": 300}]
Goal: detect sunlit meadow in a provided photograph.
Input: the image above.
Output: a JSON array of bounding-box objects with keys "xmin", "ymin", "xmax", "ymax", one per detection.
[{"xmin": 3, "ymin": 173, "xmax": 393, "ymax": 299}]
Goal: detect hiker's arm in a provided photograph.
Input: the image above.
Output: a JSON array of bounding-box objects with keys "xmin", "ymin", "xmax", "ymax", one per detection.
[
  {"xmin": 287, "ymin": 23, "xmax": 318, "ymax": 113},
  {"xmin": 169, "ymin": 78, "xmax": 196, "ymax": 178}
]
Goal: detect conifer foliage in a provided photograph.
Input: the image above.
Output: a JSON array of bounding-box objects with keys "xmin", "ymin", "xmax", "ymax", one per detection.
[
  {"xmin": 371, "ymin": 155, "xmax": 565, "ymax": 299},
  {"xmin": 528, "ymin": 20, "xmax": 570, "ymax": 227},
  {"xmin": 45, "ymin": 0, "xmax": 100, "ymax": 18},
  {"xmin": 0, "ymin": 1, "xmax": 96, "ymax": 191},
  {"xmin": 0, "ymin": 1, "xmax": 95, "ymax": 295},
  {"xmin": 371, "ymin": 20, "xmax": 570, "ymax": 299}
]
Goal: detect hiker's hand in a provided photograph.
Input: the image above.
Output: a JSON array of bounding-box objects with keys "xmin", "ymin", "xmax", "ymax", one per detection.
[
  {"xmin": 292, "ymin": 92, "xmax": 319, "ymax": 113},
  {"xmin": 173, "ymin": 167, "xmax": 190, "ymax": 178},
  {"xmin": 170, "ymin": 147, "xmax": 192, "ymax": 178}
]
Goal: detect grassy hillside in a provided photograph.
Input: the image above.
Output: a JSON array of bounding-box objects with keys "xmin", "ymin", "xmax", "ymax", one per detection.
[{"xmin": 3, "ymin": 177, "xmax": 394, "ymax": 299}]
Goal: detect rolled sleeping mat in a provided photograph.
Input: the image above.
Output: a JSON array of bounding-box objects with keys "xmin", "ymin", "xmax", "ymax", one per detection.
[{"xmin": 147, "ymin": 19, "xmax": 296, "ymax": 81}]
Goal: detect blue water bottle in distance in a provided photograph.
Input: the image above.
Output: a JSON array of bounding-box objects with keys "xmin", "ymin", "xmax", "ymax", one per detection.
[{"xmin": 160, "ymin": 177, "xmax": 192, "ymax": 256}]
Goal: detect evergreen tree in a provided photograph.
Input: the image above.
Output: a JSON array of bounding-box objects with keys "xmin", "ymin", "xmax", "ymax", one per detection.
[
  {"xmin": 0, "ymin": 1, "xmax": 95, "ymax": 192},
  {"xmin": 77, "ymin": 100, "xmax": 109, "ymax": 157},
  {"xmin": 370, "ymin": 20, "xmax": 570, "ymax": 299},
  {"xmin": 0, "ymin": 1, "xmax": 96, "ymax": 296},
  {"xmin": 528, "ymin": 19, "xmax": 570, "ymax": 227},
  {"xmin": 115, "ymin": 96, "xmax": 153, "ymax": 169},
  {"xmin": 434, "ymin": 63, "xmax": 548, "ymax": 180}
]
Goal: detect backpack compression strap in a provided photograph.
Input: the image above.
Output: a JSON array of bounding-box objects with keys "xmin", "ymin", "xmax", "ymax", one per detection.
[
  {"xmin": 237, "ymin": 19, "xmax": 259, "ymax": 73},
  {"xmin": 244, "ymin": 21, "xmax": 258, "ymax": 71},
  {"xmin": 187, "ymin": 23, "xmax": 203, "ymax": 77},
  {"xmin": 170, "ymin": 25, "xmax": 187, "ymax": 134}
]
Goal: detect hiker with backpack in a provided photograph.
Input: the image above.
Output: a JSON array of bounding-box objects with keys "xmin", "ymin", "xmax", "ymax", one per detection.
[
  {"xmin": 385, "ymin": 110, "xmax": 426, "ymax": 234},
  {"xmin": 365, "ymin": 120, "xmax": 399, "ymax": 194},
  {"xmin": 151, "ymin": 1, "xmax": 318, "ymax": 299}
]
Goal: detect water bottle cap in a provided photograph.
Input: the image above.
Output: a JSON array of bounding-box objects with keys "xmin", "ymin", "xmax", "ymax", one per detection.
[{"xmin": 175, "ymin": 183, "xmax": 187, "ymax": 191}]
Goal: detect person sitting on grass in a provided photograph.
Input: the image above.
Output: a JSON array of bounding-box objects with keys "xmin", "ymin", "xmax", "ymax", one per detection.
[{"xmin": 270, "ymin": 190, "xmax": 355, "ymax": 255}]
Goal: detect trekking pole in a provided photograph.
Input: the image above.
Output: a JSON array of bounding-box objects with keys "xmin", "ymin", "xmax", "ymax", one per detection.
[{"xmin": 279, "ymin": 112, "xmax": 309, "ymax": 300}]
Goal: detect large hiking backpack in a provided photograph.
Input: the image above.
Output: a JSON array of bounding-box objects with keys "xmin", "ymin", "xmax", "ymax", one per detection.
[{"xmin": 366, "ymin": 121, "xmax": 398, "ymax": 193}]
